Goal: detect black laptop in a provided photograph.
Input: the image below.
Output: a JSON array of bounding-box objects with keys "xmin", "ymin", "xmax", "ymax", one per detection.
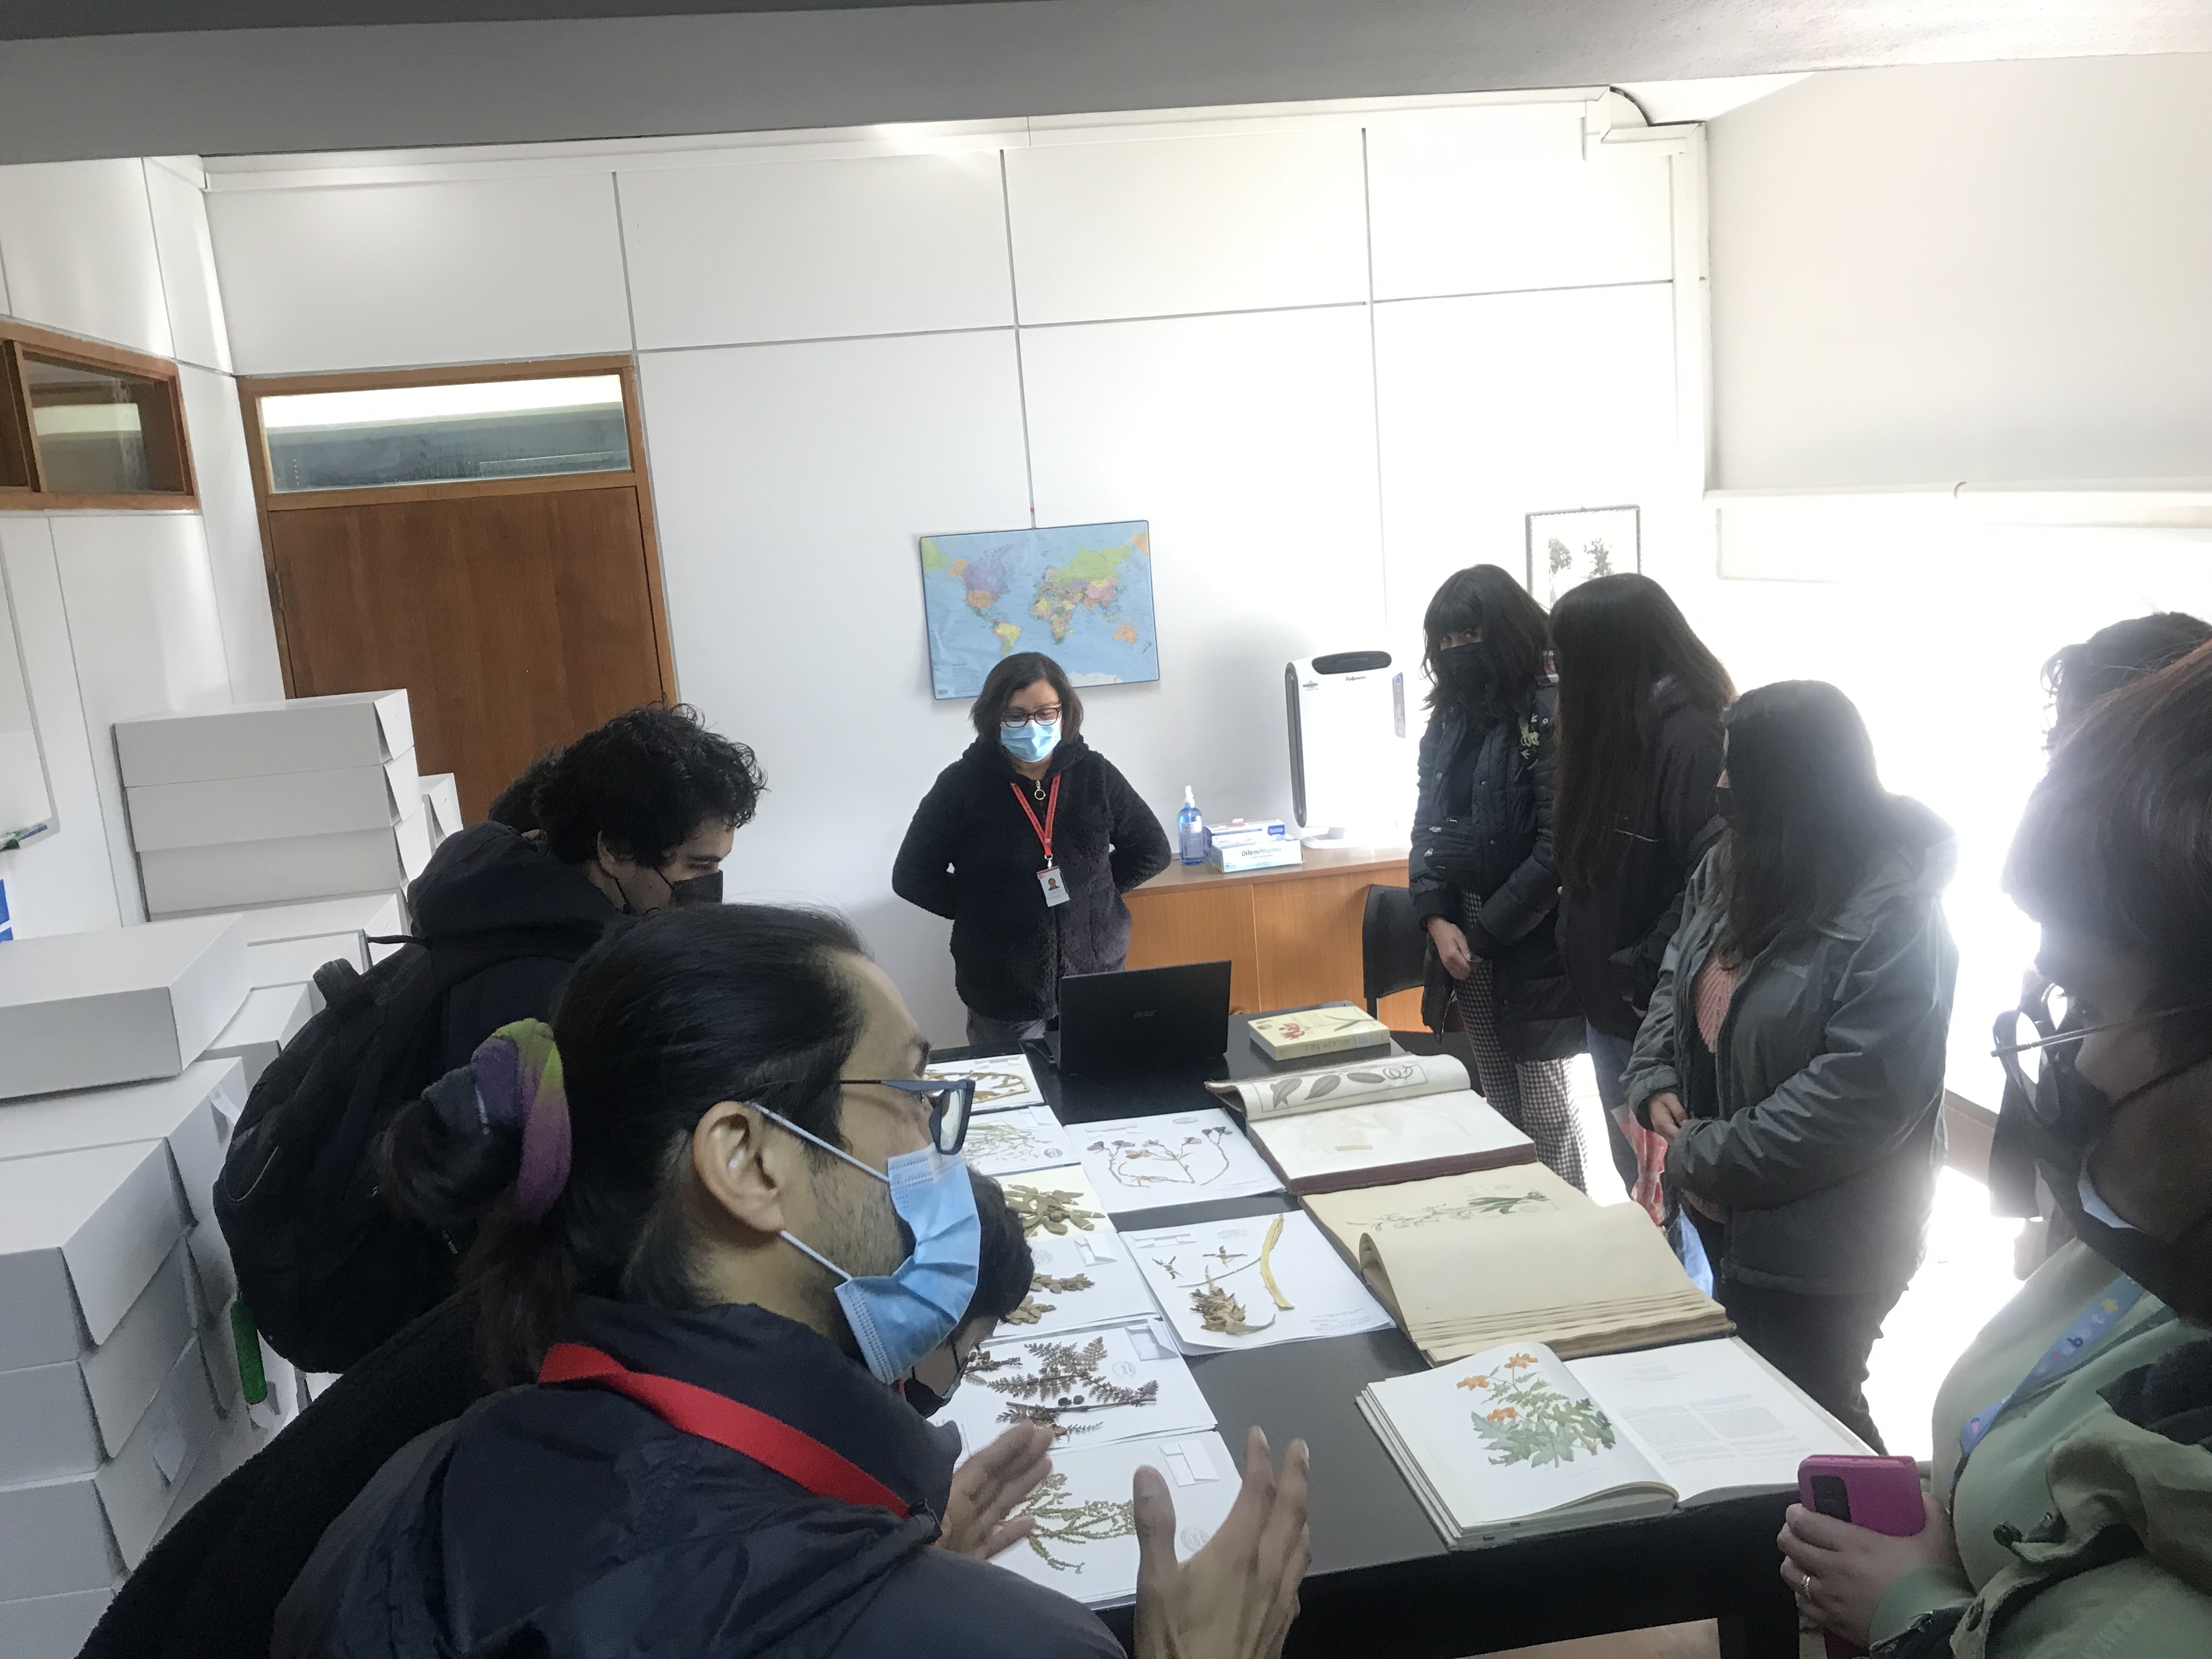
[{"xmin": 1050, "ymin": 961, "xmax": 1232, "ymax": 1074}]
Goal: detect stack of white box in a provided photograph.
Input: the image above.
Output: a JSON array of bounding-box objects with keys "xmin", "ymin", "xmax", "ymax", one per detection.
[
  {"xmin": 117, "ymin": 691, "xmax": 431, "ymax": 919},
  {"xmin": 0, "ymin": 919, "xmax": 284, "ymax": 1657},
  {"xmin": 420, "ymin": 771, "xmax": 464, "ymax": 847}
]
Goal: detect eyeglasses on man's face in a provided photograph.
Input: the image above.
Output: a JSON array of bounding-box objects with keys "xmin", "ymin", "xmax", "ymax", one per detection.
[
  {"xmin": 1000, "ymin": 705, "xmax": 1062, "ymax": 729},
  {"xmin": 842, "ymin": 1076, "xmax": 976, "ymax": 1154}
]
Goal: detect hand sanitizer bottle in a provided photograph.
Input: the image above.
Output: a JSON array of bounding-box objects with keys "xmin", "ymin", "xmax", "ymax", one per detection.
[{"xmin": 1177, "ymin": 786, "xmax": 1205, "ymax": 866}]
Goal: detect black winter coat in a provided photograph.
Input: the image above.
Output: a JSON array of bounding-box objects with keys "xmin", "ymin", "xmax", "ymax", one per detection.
[
  {"xmin": 893, "ymin": 735, "xmax": 1171, "ymax": 1023},
  {"xmin": 1556, "ymin": 680, "xmax": 1726, "ymax": 1041},
  {"xmin": 407, "ymin": 822, "xmax": 619, "ymax": 1070},
  {"xmin": 1408, "ymin": 681, "xmax": 1583, "ymax": 1062},
  {"xmin": 300, "ymin": 1298, "xmax": 1121, "ymax": 1659}
]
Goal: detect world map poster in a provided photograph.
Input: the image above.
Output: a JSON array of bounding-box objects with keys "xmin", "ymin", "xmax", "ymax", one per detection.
[{"xmin": 919, "ymin": 520, "xmax": 1159, "ymax": 699}]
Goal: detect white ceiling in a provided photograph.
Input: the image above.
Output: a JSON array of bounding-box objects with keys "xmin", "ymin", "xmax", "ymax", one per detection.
[{"xmin": 1, "ymin": 0, "xmax": 2205, "ymax": 163}]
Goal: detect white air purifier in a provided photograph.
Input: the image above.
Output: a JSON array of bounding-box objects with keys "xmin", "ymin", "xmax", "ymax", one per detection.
[{"xmin": 1285, "ymin": 651, "xmax": 1412, "ymax": 848}]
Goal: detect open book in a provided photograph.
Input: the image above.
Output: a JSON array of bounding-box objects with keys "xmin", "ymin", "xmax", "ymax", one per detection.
[
  {"xmin": 1207, "ymin": 1052, "xmax": 1536, "ymax": 1194},
  {"xmin": 1359, "ymin": 1337, "xmax": 1872, "ymax": 1547},
  {"xmin": 1305, "ymin": 1167, "xmax": 1731, "ymax": 1361}
]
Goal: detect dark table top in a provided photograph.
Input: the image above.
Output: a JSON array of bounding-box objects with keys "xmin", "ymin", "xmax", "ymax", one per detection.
[{"xmin": 941, "ymin": 1017, "xmax": 1801, "ymax": 1658}]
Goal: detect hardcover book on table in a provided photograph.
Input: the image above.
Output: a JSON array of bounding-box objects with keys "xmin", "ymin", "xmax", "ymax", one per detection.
[
  {"xmin": 1359, "ymin": 1338, "xmax": 1870, "ymax": 1547},
  {"xmin": 1245, "ymin": 1006, "xmax": 1391, "ymax": 1061}
]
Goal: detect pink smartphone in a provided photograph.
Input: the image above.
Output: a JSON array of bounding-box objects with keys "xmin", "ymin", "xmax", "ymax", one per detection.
[{"xmin": 1798, "ymin": 1454, "xmax": 1924, "ymax": 1659}]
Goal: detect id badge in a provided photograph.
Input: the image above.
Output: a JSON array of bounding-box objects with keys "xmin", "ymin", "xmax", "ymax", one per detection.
[{"xmin": 1037, "ymin": 866, "xmax": 1071, "ymax": 907}]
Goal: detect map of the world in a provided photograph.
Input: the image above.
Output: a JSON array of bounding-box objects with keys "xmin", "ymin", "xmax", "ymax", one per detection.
[{"xmin": 919, "ymin": 520, "xmax": 1159, "ymax": 699}]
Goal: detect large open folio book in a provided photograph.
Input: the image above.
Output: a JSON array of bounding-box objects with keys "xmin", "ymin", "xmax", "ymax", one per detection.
[
  {"xmin": 1360, "ymin": 1338, "xmax": 1873, "ymax": 1546},
  {"xmin": 1305, "ymin": 1168, "xmax": 1730, "ymax": 1361},
  {"xmin": 1207, "ymin": 1053, "xmax": 1536, "ymax": 1194}
]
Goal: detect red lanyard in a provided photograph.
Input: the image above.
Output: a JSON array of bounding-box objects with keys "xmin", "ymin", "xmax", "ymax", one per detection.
[
  {"xmin": 1009, "ymin": 776, "xmax": 1060, "ymax": 868},
  {"xmin": 539, "ymin": 1342, "xmax": 911, "ymax": 1517}
]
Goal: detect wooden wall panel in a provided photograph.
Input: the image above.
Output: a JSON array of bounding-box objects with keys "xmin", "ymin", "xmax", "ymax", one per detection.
[{"xmin": 1122, "ymin": 883, "xmax": 1261, "ymax": 1014}]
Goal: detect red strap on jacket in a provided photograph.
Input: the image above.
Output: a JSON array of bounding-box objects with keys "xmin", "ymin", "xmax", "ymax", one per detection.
[
  {"xmin": 538, "ymin": 1341, "xmax": 911, "ymax": 1517},
  {"xmin": 1009, "ymin": 775, "xmax": 1060, "ymax": 866}
]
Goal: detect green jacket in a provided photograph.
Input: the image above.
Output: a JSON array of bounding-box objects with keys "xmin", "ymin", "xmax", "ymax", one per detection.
[{"xmin": 1871, "ymin": 1240, "xmax": 2212, "ymax": 1656}]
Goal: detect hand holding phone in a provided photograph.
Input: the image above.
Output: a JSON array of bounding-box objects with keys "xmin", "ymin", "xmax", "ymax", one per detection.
[{"xmin": 1794, "ymin": 1454, "xmax": 1926, "ymax": 1659}]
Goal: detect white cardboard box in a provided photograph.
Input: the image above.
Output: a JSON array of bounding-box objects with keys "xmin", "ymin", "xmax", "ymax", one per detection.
[
  {"xmin": 114, "ymin": 690, "xmax": 412, "ymax": 787},
  {"xmin": 0, "ymin": 916, "xmax": 249, "ymax": 1101},
  {"xmin": 421, "ymin": 771, "xmax": 463, "ymax": 842},
  {"xmin": 0, "ymin": 1585, "xmax": 112, "ymax": 1659},
  {"xmin": 139, "ymin": 810, "xmax": 432, "ymax": 916},
  {"xmin": 125, "ymin": 748, "xmax": 422, "ymax": 851},
  {"xmin": 215, "ymin": 891, "xmax": 407, "ymax": 986},
  {"xmin": 204, "ymin": 980, "xmax": 319, "ymax": 1087},
  {"xmin": 0, "ymin": 1337, "xmax": 222, "ymax": 1599},
  {"xmin": 0, "ymin": 1060, "xmax": 243, "ymax": 1234},
  {"xmin": 0, "ymin": 1141, "xmax": 190, "ymax": 1374},
  {"xmin": 0, "ymin": 1241, "xmax": 198, "ymax": 1483}
]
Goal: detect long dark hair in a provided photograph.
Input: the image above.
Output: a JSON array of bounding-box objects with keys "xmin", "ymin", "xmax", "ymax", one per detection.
[
  {"xmin": 1713, "ymin": 681, "xmax": 1912, "ymax": 965},
  {"xmin": 2008, "ymin": 642, "xmax": 2212, "ymax": 1028},
  {"xmin": 1420, "ymin": 564, "xmax": 1550, "ymax": 715},
  {"xmin": 1550, "ymin": 574, "xmax": 1735, "ymax": 891},
  {"xmin": 377, "ymin": 904, "xmax": 869, "ymax": 1383},
  {"xmin": 972, "ymin": 652, "xmax": 1084, "ymax": 744}
]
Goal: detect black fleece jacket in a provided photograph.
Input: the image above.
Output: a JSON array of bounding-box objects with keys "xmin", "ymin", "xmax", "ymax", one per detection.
[
  {"xmin": 893, "ymin": 735, "xmax": 1171, "ymax": 1023},
  {"xmin": 407, "ymin": 822, "xmax": 619, "ymax": 1069}
]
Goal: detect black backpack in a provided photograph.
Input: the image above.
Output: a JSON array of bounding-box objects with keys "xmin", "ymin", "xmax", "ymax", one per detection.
[{"xmin": 214, "ymin": 925, "xmax": 600, "ymax": 1373}]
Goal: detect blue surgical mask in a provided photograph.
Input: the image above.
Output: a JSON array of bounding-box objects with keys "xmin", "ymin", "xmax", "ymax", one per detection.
[
  {"xmin": 1002, "ymin": 720, "xmax": 1060, "ymax": 764},
  {"xmin": 757, "ymin": 1110, "xmax": 981, "ymax": 1385}
]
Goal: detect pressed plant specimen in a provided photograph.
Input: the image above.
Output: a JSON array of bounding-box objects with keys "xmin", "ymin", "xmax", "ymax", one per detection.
[
  {"xmin": 980, "ymin": 1335, "xmax": 1159, "ymax": 1436},
  {"xmin": 1009, "ymin": 1470, "xmax": 1137, "ymax": 1571},
  {"xmin": 1006, "ymin": 1183, "xmax": 1104, "ymax": 1238}
]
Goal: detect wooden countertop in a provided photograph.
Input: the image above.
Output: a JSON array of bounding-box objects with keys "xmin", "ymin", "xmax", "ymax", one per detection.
[{"xmin": 1128, "ymin": 843, "xmax": 1412, "ymax": 894}]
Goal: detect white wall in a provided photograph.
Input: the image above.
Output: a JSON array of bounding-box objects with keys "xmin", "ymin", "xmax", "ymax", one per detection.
[
  {"xmin": 201, "ymin": 98, "xmax": 1700, "ymax": 1041},
  {"xmin": 0, "ymin": 158, "xmax": 274, "ymax": 936},
  {"xmin": 1708, "ymin": 53, "xmax": 2212, "ymax": 489}
]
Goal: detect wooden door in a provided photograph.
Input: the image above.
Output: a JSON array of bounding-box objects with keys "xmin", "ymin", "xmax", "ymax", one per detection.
[{"xmin": 266, "ymin": 484, "xmax": 668, "ymax": 823}]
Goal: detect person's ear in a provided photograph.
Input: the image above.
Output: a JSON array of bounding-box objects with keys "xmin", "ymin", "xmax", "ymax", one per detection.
[
  {"xmin": 595, "ymin": 831, "xmax": 635, "ymax": 880},
  {"xmin": 692, "ymin": 1102, "xmax": 791, "ymax": 1237}
]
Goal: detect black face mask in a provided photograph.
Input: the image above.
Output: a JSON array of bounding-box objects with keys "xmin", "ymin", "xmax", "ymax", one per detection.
[
  {"xmin": 2021, "ymin": 1014, "xmax": 2212, "ymax": 1323},
  {"xmin": 665, "ymin": 870, "xmax": 724, "ymax": 907},
  {"xmin": 1436, "ymin": 643, "xmax": 1497, "ymax": 707},
  {"xmin": 902, "ymin": 1373, "xmax": 957, "ymax": 1418},
  {"xmin": 1713, "ymin": 784, "xmax": 1738, "ymax": 826}
]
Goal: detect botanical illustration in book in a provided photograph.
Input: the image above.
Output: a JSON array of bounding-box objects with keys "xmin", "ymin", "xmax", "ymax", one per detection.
[
  {"xmin": 1457, "ymin": 1351, "xmax": 1618, "ymax": 1468},
  {"xmin": 1075, "ymin": 1110, "xmax": 1284, "ymax": 1214},
  {"xmin": 1207, "ymin": 1051, "xmax": 1473, "ymax": 1119},
  {"xmin": 1372, "ymin": 1188, "xmax": 1556, "ymax": 1229}
]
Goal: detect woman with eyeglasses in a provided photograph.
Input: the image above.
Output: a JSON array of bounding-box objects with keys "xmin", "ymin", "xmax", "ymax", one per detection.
[
  {"xmin": 895, "ymin": 651, "xmax": 1171, "ymax": 1050},
  {"xmin": 272, "ymin": 904, "xmax": 1311, "ymax": 1659},
  {"xmin": 1770, "ymin": 645, "xmax": 2212, "ymax": 1659}
]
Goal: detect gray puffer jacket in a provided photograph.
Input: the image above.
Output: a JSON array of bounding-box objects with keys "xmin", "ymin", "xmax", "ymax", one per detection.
[{"xmin": 1623, "ymin": 799, "xmax": 1959, "ymax": 1296}]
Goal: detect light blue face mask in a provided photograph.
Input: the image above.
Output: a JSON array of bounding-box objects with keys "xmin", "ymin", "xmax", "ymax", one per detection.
[
  {"xmin": 757, "ymin": 1109, "xmax": 981, "ymax": 1385},
  {"xmin": 1002, "ymin": 719, "xmax": 1060, "ymax": 764}
]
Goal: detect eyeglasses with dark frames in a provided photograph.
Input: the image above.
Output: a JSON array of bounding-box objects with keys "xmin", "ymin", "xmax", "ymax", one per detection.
[
  {"xmin": 840, "ymin": 1076, "xmax": 976, "ymax": 1154},
  {"xmin": 999, "ymin": 706, "xmax": 1063, "ymax": 729}
]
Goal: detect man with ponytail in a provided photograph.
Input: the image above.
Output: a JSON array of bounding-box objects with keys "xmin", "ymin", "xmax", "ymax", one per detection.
[{"xmin": 257, "ymin": 905, "xmax": 1310, "ymax": 1659}]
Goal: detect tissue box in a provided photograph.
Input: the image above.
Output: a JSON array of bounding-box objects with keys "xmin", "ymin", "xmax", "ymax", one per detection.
[
  {"xmin": 1207, "ymin": 838, "xmax": 1302, "ymax": 873},
  {"xmin": 0, "ymin": 917, "xmax": 249, "ymax": 1100}
]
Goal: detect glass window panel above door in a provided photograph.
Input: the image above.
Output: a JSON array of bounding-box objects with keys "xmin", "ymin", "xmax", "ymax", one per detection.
[
  {"xmin": 22, "ymin": 352, "xmax": 187, "ymax": 495},
  {"xmin": 259, "ymin": 374, "xmax": 631, "ymax": 493}
]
